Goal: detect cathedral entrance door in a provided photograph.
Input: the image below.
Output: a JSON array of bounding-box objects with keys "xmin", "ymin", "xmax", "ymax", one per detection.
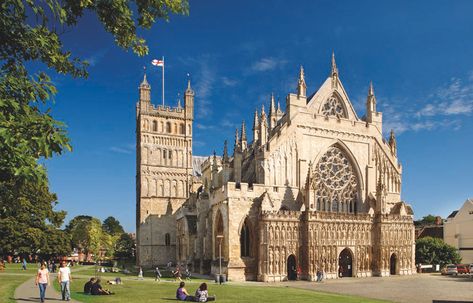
[
  {"xmin": 390, "ymin": 254, "xmax": 397, "ymax": 275},
  {"xmin": 338, "ymin": 248, "xmax": 353, "ymax": 277},
  {"xmin": 287, "ymin": 254, "xmax": 297, "ymax": 281}
]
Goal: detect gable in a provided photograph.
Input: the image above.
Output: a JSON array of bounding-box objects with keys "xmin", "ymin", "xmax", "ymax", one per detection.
[
  {"xmin": 306, "ymin": 76, "xmax": 360, "ymax": 121},
  {"xmin": 454, "ymin": 198, "xmax": 473, "ymax": 222}
]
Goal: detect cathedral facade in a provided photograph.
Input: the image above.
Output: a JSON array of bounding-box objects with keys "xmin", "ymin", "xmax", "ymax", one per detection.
[{"xmin": 136, "ymin": 55, "xmax": 416, "ymax": 281}]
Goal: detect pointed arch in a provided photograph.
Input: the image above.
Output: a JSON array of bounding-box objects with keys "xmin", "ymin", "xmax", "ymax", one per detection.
[
  {"xmin": 319, "ymin": 91, "xmax": 348, "ymax": 118},
  {"xmin": 310, "ymin": 141, "xmax": 363, "ymax": 213},
  {"xmin": 240, "ymin": 217, "xmax": 252, "ymax": 257}
]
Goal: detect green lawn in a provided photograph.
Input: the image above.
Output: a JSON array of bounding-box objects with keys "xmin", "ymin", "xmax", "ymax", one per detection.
[
  {"xmin": 0, "ymin": 263, "xmax": 39, "ymax": 303},
  {"xmin": 53, "ymin": 270, "xmax": 390, "ymax": 303}
]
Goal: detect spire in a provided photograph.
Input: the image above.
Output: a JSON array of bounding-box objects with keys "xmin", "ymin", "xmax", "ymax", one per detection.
[
  {"xmin": 234, "ymin": 128, "xmax": 239, "ymax": 147},
  {"xmin": 212, "ymin": 150, "xmax": 218, "ymax": 172},
  {"xmin": 139, "ymin": 71, "xmax": 151, "ymax": 102},
  {"xmin": 368, "ymin": 80, "xmax": 375, "ymax": 97},
  {"xmin": 270, "ymin": 93, "xmax": 276, "ymax": 114},
  {"xmin": 388, "ymin": 129, "xmax": 397, "ymax": 156},
  {"xmin": 241, "ymin": 120, "xmax": 247, "ymax": 141},
  {"xmin": 366, "ymin": 81, "xmax": 377, "ymax": 123},
  {"xmin": 186, "ymin": 74, "xmax": 194, "ymax": 94},
  {"xmin": 140, "ymin": 73, "xmax": 150, "ymax": 87},
  {"xmin": 252, "ymin": 109, "xmax": 259, "ymax": 130},
  {"xmin": 223, "ymin": 140, "xmax": 229, "ymax": 163},
  {"xmin": 297, "ymin": 65, "xmax": 307, "ymax": 97},
  {"xmin": 331, "ymin": 51, "xmax": 338, "ymax": 76}
]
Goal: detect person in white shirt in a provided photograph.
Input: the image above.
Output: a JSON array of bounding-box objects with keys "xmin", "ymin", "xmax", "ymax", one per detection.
[
  {"xmin": 58, "ymin": 261, "xmax": 72, "ymax": 301},
  {"xmin": 35, "ymin": 262, "xmax": 50, "ymax": 303}
]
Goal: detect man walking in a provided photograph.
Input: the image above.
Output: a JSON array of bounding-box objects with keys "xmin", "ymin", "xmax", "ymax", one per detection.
[
  {"xmin": 155, "ymin": 266, "xmax": 161, "ymax": 281},
  {"xmin": 58, "ymin": 261, "xmax": 72, "ymax": 301}
]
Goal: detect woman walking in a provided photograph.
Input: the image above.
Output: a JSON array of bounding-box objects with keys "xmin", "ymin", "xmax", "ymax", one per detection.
[{"xmin": 35, "ymin": 262, "xmax": 50, "ymax": 303}]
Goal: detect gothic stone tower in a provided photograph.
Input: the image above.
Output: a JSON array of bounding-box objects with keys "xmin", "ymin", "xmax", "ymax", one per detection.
[{"xmin": 136, "ymin": 75, "xmax": 194, "ymax": 266}]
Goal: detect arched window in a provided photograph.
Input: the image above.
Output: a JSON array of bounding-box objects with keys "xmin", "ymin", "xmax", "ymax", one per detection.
[
  {"xmin": 180, "ymin": 123, "xmax": 185, "ymax": 134},
  {"xmin": 152, "ymin": 121, "xmax": 157, "ymax": 132},
  {"xmin": 163, "ymin": 149, "xmax": 167, "ymax": 160},
  {"xmin": 166, "ymin": 122, "xmax": 172, "ymax": 133},
  {"xmin": 165, "ymin": 233, "xmax": 171, "ymax": 246},
  {"xmin": 310, "ymin": 146, "xmax": 359, "ymax": 214},
  {"xmin": 240, "ymin": 219, "xmax": 251, "ymax": 257},
  {"xmin": 320, "ymin": 94, "xmax": 347, "ymax": 118},
  {"xmin": 214, "ymin": 211, "xmax": 224, "ymax": 258}
]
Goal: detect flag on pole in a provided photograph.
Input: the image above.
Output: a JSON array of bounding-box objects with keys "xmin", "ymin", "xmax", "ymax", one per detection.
[{"xmin": 151, "ymin": 59, "xmax": 164, "ymax": 67}]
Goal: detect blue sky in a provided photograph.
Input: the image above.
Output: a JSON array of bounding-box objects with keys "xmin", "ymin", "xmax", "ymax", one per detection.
[{"xmin": 45, "ymin": 0, "xmax": 473, "ymax": 232}]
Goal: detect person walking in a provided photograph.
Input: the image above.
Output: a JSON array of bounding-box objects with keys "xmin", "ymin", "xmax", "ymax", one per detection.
[
  {"xmin": 138, "ymin": 266, "xmax": 144, "ymax": 280},
  {"xmin": 35, "ymin": 262, "xmax": 50, "ymax": 303},
  {"xmin": 58, "ymin": 261, "xmax": 72, "ymax": 301},
  {"xmin": 22, "ymin": 258, "xmax": 27, "ymax": 270},
  {"xmin": 155, "ymin": 266, "xmax": 161, "ymax": 282}
]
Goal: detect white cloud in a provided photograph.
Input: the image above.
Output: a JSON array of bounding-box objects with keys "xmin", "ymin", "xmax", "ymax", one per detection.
[
  {"xmin": 196, "ymin": 123, "xmax": 214, "ymax": 130},
  {"xmin": 380, "ymin": 73, "xmax": 473, "ymax": 136},
  {"xmin": 109, "ymin": 145, "xmax": 134, "ymax": 154},
  {"xmin": 221, "ymin": 77, "xmax": 238, "ymax": 87},
  {"xmin": 85, "ymin": 49, "xmax": 108, "ymax": 67},
  {"xmin": 251, "ymin": 57, "xmax": 286, "ymax": 72},
  {"xmin": 416, "ymin": 77, "xmax": 473, "ymax": 117}
]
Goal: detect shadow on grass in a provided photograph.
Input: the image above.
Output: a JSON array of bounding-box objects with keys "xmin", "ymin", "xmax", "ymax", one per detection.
[{"xmin": 12, "ymin": 297, "xmax": 63, "ymax": 302}]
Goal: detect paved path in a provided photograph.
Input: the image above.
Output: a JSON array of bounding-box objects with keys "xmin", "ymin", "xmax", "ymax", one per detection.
[
  {"xmin": 14, "ymin": 274, "xmax": 80, "ymax": 303},
  {"xmin": 279, "ymin": 273, "xmax": 473, "ymax": 303}
]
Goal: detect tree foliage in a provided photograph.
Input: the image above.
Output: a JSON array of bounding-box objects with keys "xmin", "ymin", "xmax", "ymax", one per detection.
[
  {"xmin": 0, "ymin": 180, "xmax": 70, "ymax": 257},
  {"xmin": 414, "ymin": 214, "xmax": 438, "ymax": 226},
  {"xmin": 0, "ymin": 0, "xmax": 188, "ymax": 257},
  {"xmin": 416, "ymin": 237, "xmax": 461, "ymax": 266},
  {"xmin": 69, "ymin": 216, "xmax": 103, "ymax": 257},
  {"xmin": 102, "ymin": 216, "xmax": 124, "ymax": 236},
  {"xmin": 114, "ymin": 233, "xmax": 135, "ymax": 259}
]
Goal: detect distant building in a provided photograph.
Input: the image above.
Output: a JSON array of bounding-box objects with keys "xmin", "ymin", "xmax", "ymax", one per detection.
[
  {"xmin": 444, "ymin": 199, "xmax": 473, "ymax": 264},
  {"xmin": 136, "ymin": 54, "xmax": 416, "ymax": 281}
]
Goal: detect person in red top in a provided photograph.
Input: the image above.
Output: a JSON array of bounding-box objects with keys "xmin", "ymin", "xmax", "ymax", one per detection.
[
  {"xmin": 35, "ymin": 262, "xmax": 50, "ymax": 303},
  {"xmin": 296, "ymin": 265, "xmax": 302, "ymax": 280}
]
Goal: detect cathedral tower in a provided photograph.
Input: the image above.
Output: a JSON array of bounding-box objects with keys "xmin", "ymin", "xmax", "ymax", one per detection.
[{"xmin": 136, "ymin": 74, "xmax": 194, "ymax": 266}]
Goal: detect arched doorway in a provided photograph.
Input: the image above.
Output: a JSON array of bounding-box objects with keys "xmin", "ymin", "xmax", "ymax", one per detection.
[
  {"xmin": 390, "ymin": 254, "xmax": 397, "ymax": 275},
  {"xmin": 287, "ymin": 255, "xmax": 297, "ymax": 281},
  {"xmin": 338, "ymin": 248, "xmax": 353, "ymax": 277}
]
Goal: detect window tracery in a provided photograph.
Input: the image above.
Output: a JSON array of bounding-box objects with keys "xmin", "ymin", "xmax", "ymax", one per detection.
[
  {"xmin": 312, "ymin": 146, "xmax": 358, "ymax": 213},
  {"xmin": 321, "ymin": 94, "xmax": 347, "ymax": 118}
]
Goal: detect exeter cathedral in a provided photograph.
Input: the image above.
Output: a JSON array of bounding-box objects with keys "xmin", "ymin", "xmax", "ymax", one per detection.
[{"xmin": 135, "ymin": 54, "xmax": 416, "ymax": 282}]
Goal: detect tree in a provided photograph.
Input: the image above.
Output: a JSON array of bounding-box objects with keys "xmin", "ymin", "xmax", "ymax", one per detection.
[
  {"xmin": 1, "ymin": 0, "xmax": 188, "ymax": 256},
  {"xmin": 414, "ymin": 214, "xmax": 438, "ymax": 226},
  {"xmin": 102, "ymin": 216, "xmax": 124, "ymax": 236},
  {"xmin": 115, "ymin": 233, "xmax": 135, "ymax": 260},
  {"xmin": 416, "ymin": 237, "xmax": 461, "ymax": 266},
  {"xmin": 69, "ymin": 216, "xmax": 103, "ymax": 258},
  {"xmin": 0, "ymin": 180, "xmax": 70, "ymax": 257}
]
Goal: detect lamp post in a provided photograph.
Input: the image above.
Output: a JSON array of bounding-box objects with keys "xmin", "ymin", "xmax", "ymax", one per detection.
[{"xmin": 216, "ymin": 234, "xmax": 224, "ymax": 282}]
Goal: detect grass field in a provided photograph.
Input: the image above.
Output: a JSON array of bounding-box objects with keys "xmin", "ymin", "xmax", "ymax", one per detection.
[
  {"xmin": 51, "ymin": 266, "xmax": 390, "ymax": 303},
  {"xmin": 0, "ymin": 262, "xmax": 39, "ymax": 303}
]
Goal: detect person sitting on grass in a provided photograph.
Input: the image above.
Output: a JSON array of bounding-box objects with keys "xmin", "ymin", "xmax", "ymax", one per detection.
[
  {"xmin": 176, "ymin": 281, "xmax": 195, "ymax": 301},
  {"xmin": 195, "ymin": 283, "xmax": 216, "ymax": 302},
  {"xmin": 83, "ymin": 277, "xmax": 96, "ymax": 294},
  {"xmin": 91, "ymin": 279, "xmax": 112, "ymax": 295}
]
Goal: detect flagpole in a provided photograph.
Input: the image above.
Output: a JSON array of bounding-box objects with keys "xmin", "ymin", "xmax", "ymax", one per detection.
[{"xmin": 162, "ymin": 56, "xmax": 165, "ymax": 106}]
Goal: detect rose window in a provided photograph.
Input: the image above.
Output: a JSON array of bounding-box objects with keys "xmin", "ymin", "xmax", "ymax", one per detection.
[
  {"xmin": 312, "ymin": 146, "xmax": 358, "ymax": 213},
  {"xmin": 321, "ymin": 95, "xmax": 347, "ymax": 118}
]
